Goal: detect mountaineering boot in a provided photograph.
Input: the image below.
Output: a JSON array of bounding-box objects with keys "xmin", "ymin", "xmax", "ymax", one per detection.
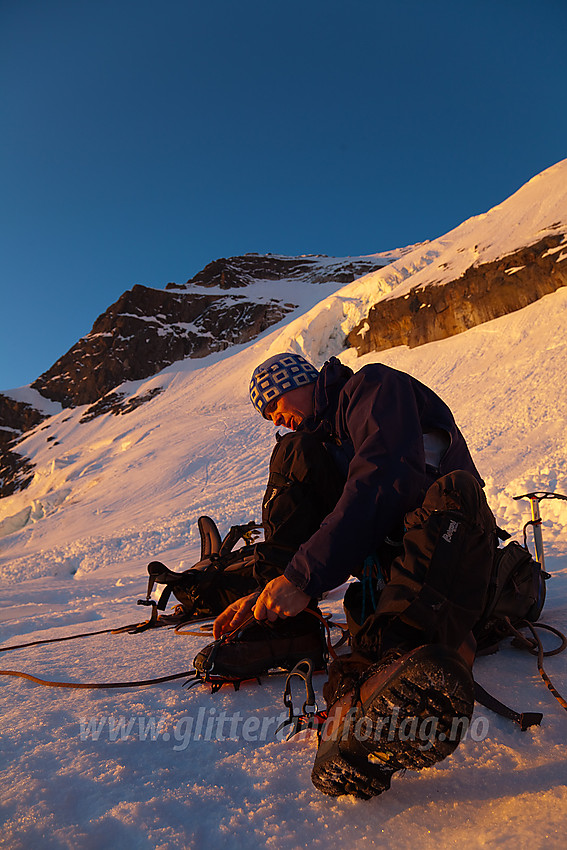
[
  {"xmin": 311, "ymin": 643, "xmax": 475, "ymax": 799},
  {"xmin": 193, "ymin": 610, "xmax": 327, "ymax": 681}
]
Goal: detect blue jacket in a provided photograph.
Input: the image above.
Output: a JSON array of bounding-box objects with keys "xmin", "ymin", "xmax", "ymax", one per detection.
[{"xmin": 284, "ymin": 358, "xmax": 483, "ymax": 597}]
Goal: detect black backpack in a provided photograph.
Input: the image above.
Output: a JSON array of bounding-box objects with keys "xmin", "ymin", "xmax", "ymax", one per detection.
[
  {"xmin": 471, "ymin": 535, "xmax": 567, "ymax": 729},
  {"xmin": 140, "ymin": 516, "xmax": 260, "ymax": 621},
  {"xmin": 473, "ymin": 539, "xmax": 549, "ymax": 653}
]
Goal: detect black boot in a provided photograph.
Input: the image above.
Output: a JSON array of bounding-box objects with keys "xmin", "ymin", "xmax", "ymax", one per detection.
[
  {"xmin": 193, "ymin": 610, "xmax": 327, "ymax": 682},
  {"xmin": 311, "ymin": 642, "xmax": 474, "ymax": 799}
]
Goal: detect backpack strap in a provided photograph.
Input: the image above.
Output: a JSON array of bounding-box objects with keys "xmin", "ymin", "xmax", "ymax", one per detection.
[
  {"xmin": 138, "ymin": 561, "xmax": 186, "ymax": 612},
  {"xmin": 475, "ymin": 617, "xmax": 567, "ymax": 728},
  {"xmin": 198, "ymin": 515, "xmax": 222, "ymax": 558},
  {"xmin": 219, "ymin": 521, "xmax": 261, "ymax": 556},
  {"xmin": 473, "ymin": 680, "xmax": 542, "ymax": 730}
]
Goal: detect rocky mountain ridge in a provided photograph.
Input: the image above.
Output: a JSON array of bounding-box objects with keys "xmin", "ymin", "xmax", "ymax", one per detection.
[
  {"xmin": 1, "ymin": 160, "xmax": 566, "ymax": 499},
  {"xmin": 29, "ymin": 253, "xmax": 388, "ymax": 409},
  {"xmin": 0, "ymin": 251, "xmax": 392, "ymax": 497},
  {"xmin": 0, "ymin": 252, "xmax": 391, "ymax": 456}
]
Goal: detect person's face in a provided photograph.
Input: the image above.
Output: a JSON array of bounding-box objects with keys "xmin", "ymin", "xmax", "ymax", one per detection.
[{"xmin": 264, "ymin": 385, "xmax": 314, "ymax": 430}]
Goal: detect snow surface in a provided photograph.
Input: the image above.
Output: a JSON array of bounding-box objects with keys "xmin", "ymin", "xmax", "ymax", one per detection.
[{"xmin": 1, "ymin": 166, "xmax": 567, "ymax": 848}]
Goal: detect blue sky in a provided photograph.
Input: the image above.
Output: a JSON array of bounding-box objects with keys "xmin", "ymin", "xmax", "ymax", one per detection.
[{"xmin": 1, "ymin": 0, "xmax": 566, "ymax": 391}]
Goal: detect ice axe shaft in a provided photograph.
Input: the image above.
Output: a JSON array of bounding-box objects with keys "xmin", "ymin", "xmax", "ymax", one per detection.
[{"xmin": 529, "ymin": 495, "xmax": 545, "ymax": 570}]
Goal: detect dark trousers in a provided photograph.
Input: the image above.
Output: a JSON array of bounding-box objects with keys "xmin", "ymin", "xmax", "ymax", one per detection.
[{"xmin": 325, "ymin": 471, "xmax": 497, "ymax": 708}]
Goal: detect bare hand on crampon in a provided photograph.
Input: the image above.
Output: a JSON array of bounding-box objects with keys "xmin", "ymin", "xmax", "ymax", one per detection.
[
  {"xmin": 213, "ymin": 591, "xmax": 260, "ymax": 639},
  {"xmin": 252, "ymin": 575, "xmax": 311, "ymax": 622}
]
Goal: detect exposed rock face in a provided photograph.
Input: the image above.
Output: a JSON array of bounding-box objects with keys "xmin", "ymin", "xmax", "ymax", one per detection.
[
  {"xmin": 31, "ymin": 253, "xmax": 385, "ymax": 408},
  {"xmin": 0, "ymin": 253, "xmax": 386, "ymax": 498},
  {"xmin": 176, "ymin": 253, "xmax": 379, "ymax": 289},
  {"xmin": 0, "ymin": 394, "xmax": 47, "ymax": 447},
  {"xmin": 79, "ymin": 388, "xmax": 164, "ymax": 423},
  {"xmin": 0, "ymin": 448, "xmax": 35, "ymax": 499},
  {"xmin": 0, "ymin": 395, "xmax": 48, "ymax": 498},
  {"xmin": 347, "ymin": 236, "xmax": 567, "ymax": 355}
]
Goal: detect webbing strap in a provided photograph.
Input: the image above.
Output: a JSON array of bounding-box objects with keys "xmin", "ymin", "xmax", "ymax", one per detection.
[
  {"xmin": 473, "ymin": 680, "xmax": 542, "ymax": 730},
  {"xmin": 0, "ymin": 668, "xmax": 195, "ymax": 690},
  {"xmin": 474, "ymin": 618, "xmax": 567, "ymax": 727},
  {"xmin": 304, "ymin": 608, "xmax": 351, "ymax": 660}
]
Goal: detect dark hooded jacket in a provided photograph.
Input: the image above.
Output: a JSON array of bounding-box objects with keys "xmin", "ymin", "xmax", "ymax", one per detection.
[{"xmin": 283, "ymin": 357, "xmax": 483, "ymax": 598}]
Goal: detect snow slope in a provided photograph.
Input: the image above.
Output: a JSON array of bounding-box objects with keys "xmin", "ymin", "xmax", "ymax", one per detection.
[
  {"xmin": 1, "ymin": 163, "xmax": 567, "ymax": 847},
  {"xmin": 1, "ymin": 293, "xmax": 565, "ymax": 582},
  {"xmin": 0, "ymin": 286, "xmax": 566, "ymax": 849}
]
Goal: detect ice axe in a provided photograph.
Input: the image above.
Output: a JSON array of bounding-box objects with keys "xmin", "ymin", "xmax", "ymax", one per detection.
[{"xmin": 513, "ymin": 490, "xmax": 567, "ymax": 569}]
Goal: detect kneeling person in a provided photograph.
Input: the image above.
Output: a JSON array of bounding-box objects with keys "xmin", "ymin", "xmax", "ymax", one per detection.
[{"xmin": 196, "ymin": 352, "xmax": 497, "ymax": 799}]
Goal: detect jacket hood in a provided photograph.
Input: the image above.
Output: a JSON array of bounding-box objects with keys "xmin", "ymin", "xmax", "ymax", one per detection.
[{"xmin": 312, "ymin": 357, "xmax": 354, "ymax": 424}]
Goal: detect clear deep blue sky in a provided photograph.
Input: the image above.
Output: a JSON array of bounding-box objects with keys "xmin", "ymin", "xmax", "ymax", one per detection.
[{"xmin": 1, "ymin": 0, "xmax": 566, "ymax": 391}]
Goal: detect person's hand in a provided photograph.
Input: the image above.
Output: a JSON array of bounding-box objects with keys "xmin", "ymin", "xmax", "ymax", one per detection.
[
  {"xmin": 213, "ymin": 591, "xmax": 260, "ymax": 639},
  {"xmin": 253, "ymin": 575, "xmax": 311, "ymax": 622}
]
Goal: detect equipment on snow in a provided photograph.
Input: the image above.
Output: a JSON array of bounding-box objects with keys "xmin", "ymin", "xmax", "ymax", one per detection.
[
  {"xmin": 470, "ymin": 492, "xmax": 567, "ymax": 725},
  {"xmin": 1, "ymin": 494, "xmax": 566, "ymax": 720},
  {"xmin": 122, "ymin": 516, "xmax": 261, "ymax": 633},
  {"xmin": 192, "ymin": 609, "xmax": 328, "ymax": 686},
  {"xmin": 514, "ymin": 491, "xmax": 567, "ymax": 570},
  {"xmin": 473, "ymin": 539, "xmax": 549, "ymax": 653}
]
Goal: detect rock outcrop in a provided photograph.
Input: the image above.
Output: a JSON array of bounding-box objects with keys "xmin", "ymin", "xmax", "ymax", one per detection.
[
  {"xmin": 0, "ymin": 394, "xmax": 48, "ymax": 447},
  {"xmin": 0, "ymin": 447, "xmax": 36, "ymax": 498},
  {"xmin": 347, "ymin": 235, "xmax": 567, "ymax": 354},
  {"xmin": 0, "ymin": 252, "xmax": 387, "ymax": 496},
  {"xmin": 31, "ymin": 253, "xmax": 386, "ymax": 408}
]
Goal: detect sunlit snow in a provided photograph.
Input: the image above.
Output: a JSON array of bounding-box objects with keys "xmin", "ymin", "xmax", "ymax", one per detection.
[{"xmin": 0, "ymin": 162, "xmax": 566, "ymax": 849}]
